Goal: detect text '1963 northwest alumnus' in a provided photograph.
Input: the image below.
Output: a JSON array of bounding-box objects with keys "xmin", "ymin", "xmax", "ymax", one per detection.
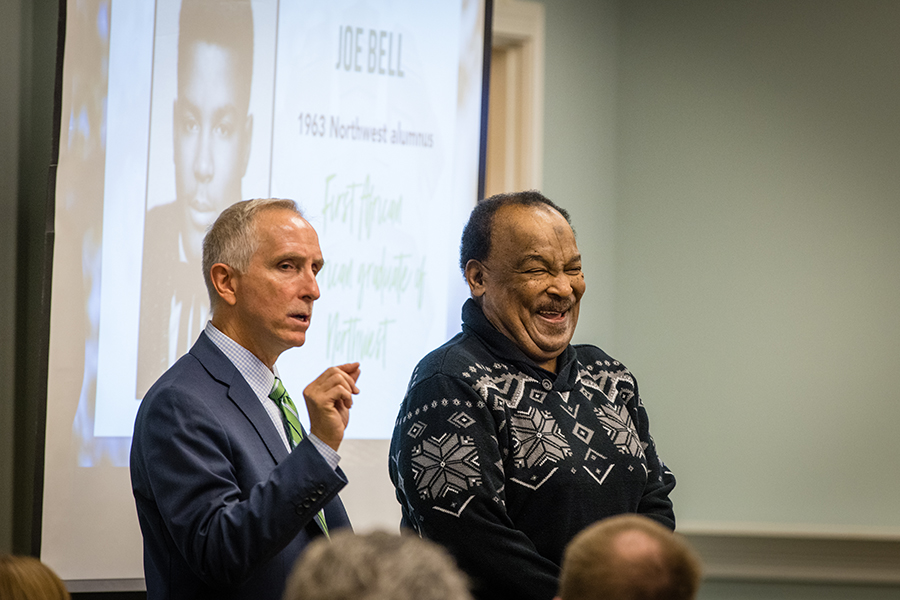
[
  {"xmin": 131, "ymin": 199, "xmax": 360, "ymax": 600},
  {"xmin": 389, "ymin": 190, "xmax": 675, "ymax": 600}
]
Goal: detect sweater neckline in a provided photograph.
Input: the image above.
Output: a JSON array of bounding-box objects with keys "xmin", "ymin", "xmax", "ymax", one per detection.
[{"xmin": 460, "ymin": 298, "xmax": 579, "ymax": 389}]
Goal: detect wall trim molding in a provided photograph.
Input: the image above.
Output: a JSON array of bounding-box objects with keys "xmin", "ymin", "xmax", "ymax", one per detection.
[{"xmin": 680, "ymin": 523, "xmax": 900, "ymax": 584}]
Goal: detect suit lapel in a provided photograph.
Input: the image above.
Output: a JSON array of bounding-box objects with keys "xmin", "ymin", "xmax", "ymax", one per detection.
[{"xmin": 190, "ymin": 333, "xmax": 289, "ymax": 463}]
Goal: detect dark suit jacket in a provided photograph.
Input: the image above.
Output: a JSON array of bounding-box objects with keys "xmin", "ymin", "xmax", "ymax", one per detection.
[{"xmin": 131, "ymin": 332, "xmax": 351, "ymax": 600}]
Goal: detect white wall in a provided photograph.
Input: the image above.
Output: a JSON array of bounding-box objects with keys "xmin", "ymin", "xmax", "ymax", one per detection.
[
  {"xmin": 615, "ymin": 0, "xmax": 900, "ymax": 533},
  {"xmin": 540, "ymin": 0, "xmax": 620, "ymax": 350},
  {"xmin": 534, "ymin": 0, "xmax": 900, "ymax": 597}
]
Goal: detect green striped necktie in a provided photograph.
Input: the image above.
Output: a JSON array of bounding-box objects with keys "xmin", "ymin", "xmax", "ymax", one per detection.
[{"xmin": 269, "ymin": 377, "xmax": 329, "ymax": 539}]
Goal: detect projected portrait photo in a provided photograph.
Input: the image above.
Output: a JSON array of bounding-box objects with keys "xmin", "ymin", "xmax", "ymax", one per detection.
[
  {"xmin": 137, "ymin": 0, "xmax": 272, "ymax": 396},
  {"xmin": 44, "ymin": 0, "xmax": 488, "ymax": 583}
]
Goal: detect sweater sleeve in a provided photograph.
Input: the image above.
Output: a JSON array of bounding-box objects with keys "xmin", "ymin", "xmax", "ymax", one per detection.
[
  {"xmin": 390, "ymin": 372, "xmax": 560, "ymax": 600},
  {"xmin": 628, "ymin": 383, "xmax": 677, "ymax": 529}
]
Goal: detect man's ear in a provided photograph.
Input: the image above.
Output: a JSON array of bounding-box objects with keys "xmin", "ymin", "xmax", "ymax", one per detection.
[
  {"xmin": 240, "ymin": 113, "xmax": 253, "ymax": 177},
  {"xmin": 464, "ymin": 259, "xmax": 487, "ymax": 298},
  {"xmin": 210, "ymin": 263, "xmax": 239, "ymax": 307}
]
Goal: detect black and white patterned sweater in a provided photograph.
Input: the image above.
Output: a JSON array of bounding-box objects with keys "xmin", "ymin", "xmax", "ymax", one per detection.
[{"xmin": 389, "ymin": 299, "xmax": 676, "ymax": 600}]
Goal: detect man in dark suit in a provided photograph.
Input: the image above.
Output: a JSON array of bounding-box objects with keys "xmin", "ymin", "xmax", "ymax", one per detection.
[{"xmin": 131, "ymin": 198, "xmax": 361, "ymax": 600}]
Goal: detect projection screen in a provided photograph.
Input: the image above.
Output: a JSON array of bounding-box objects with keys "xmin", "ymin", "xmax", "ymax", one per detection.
[{"xmin": 41, "ymin": 0, "xmax": 490, "ymax": 590}]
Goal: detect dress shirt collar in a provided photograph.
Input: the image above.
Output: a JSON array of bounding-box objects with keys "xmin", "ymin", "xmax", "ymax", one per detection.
[{"xmin": 204, "ymin": 321, "xmax": 278, "ymax": 400}]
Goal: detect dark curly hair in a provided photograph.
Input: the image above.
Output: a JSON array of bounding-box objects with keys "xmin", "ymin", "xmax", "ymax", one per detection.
[
  {"xmin": 178, "ymin": 0, "xmax": 254, "ymax": 114},
  {"xmin": 459, "ymin": 190, "xmax": 573, "ymax": 273}
]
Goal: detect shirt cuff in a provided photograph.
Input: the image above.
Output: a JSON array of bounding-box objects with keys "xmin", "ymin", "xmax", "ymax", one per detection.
[{"xmin": 308, "ymin": 433, "xmax": 341, "ymax": 470}]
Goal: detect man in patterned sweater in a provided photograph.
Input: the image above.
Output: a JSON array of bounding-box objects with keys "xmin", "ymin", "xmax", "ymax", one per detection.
[{"xmin": 389, "ymin": 191, "xmax": 675, "ymax": 600}]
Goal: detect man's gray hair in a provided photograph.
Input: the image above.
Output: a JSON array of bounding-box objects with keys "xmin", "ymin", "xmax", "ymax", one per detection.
[
  {"xmin": 284, "ymin": 530, "xmax": 473, "ymax": 600},
  {"xmin": 201, "ymin": 198, "xmax": 302, "ymax": 310}
]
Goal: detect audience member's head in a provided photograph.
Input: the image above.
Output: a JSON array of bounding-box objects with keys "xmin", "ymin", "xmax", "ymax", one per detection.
[
  {"xmin": 284, "ymin": 530, "xmax": 473, "ymax": 600},
  {"xmin": 0, "ymin": 554, "xmax": 71, "ymax": 600},
  {"xmin": 556, "ymin": 515, "xmax": 702, "ymax": 600}
]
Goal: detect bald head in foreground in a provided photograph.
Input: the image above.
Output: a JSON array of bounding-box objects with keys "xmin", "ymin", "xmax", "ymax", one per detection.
[{"xmin": 557, "ymin": 515, "xmax": 702, "ymax": 600}]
